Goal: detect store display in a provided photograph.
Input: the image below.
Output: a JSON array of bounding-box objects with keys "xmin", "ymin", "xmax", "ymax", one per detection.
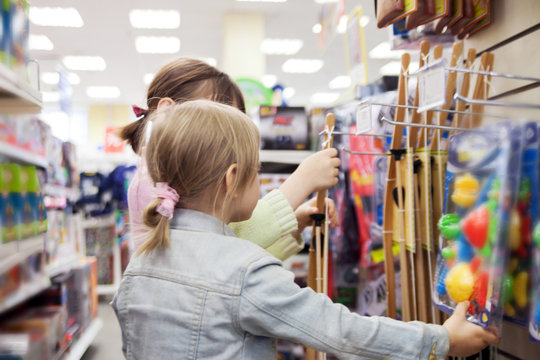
[{"xmin": 259, "ymin": 106, "xmax": 309, "ymax": 150}]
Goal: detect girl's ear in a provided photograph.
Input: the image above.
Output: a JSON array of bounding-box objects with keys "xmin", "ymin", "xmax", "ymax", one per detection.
[
  {"xmin": 225, "ymin": 164, "xmax": 238, "ymax": 198},
  {"xmin": 157, "ymin": 97, "xmax": 175, "ymax": 109}
]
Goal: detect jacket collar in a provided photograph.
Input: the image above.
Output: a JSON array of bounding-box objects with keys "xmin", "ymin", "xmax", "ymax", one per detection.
[{"xmin": 169, "ymin": 208, "xmax": 236, "ymax": 237}]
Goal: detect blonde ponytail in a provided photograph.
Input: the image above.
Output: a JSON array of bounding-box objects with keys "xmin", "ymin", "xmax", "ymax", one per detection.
[{"xmin": 136, "ymin": 199, "xmax": 171, "ymax": 256}]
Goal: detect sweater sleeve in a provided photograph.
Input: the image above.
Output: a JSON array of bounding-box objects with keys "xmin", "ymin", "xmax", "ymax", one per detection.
[
  {"xmin": 238, "ymin": 256, "xmax": 450, "ymax": 359},
  {"xmin": 229, "ymin": 189, "xmax": 300, "ymax": 259}
]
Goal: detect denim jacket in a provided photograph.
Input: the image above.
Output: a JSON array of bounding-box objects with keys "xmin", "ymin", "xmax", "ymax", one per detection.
[{"xmin": 112, "ymin": 209, "xmax": 449, "ymax": 359}]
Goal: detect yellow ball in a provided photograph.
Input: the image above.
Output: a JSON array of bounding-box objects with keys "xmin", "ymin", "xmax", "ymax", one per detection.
[
  {"xmin": 451, "ymin": 174, "xmax": 480, "ymax": 208},
  {"xmin": 445, "ymin": 263, "xmax": 474, "ymax": 303}
]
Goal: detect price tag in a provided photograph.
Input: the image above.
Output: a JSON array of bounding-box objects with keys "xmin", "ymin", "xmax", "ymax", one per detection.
[
  {"xmin": 417, "ymin": 59, "xmax": 446, "ymax": 113},
  {"xmin": 355, "ymin": 101, "xmax": 372, "ymax": 134}
]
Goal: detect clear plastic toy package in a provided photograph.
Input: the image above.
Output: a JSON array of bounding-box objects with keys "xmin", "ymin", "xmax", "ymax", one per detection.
[{"xmin": 433, "ymin": 122, "xmax": 522, "ymax": 331}]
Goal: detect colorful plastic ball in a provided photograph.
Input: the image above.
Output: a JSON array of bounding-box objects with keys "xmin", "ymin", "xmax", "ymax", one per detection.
[
  {"xmin": 462, "ymin": 205, "xmax": 489, "ymax": 249},
  {"xmin": 441, "ymin": 247, "xmax": 455, "ymax": 260},
  {"xmin": 508, "ymin": 209, "xmax": 521, "ymax": 251},
  {"xmin": 473, "ymin": 271, "xmax": 489, "ymax": 308},
  {"xmin": 438, "ymin": 214, "xmax": 461, "ymax": 240},
  {"xmin": 513, "ymin": 271, "xmax": 528, "ymax": 309},
  {"xmin": 451, "ymin": 174, "xmax": 480, "ymax": 208},
  {"xmin": 445, "ymin": 263, "xmax": 474, "ymax": 303}
]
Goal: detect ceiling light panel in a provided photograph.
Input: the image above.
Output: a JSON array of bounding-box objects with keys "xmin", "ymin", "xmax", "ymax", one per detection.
[
  {"xmin": 29, "ymin": 7, "xmax": 83, "ymax": 27},
  {"xmin": 369, "ymin": 42, "xmax": 405, "ymax": 59},
  {"xmin": 329, "ymin": 75, "xmax": 351, "ymax": 89},
  {"xmin": 143, "ymin": 73, "xmax": 155, "ymax": 85},
  {"xmin": 86, "ymin": 86, "xmax": 121, "ymax": 99},
  {"xmin": 42, "ymin": 72, "xmax": 81, "ymax": 85},
  {"xmin": 379, "ymin": 61, "xmax": 419, "ymax": 76},
  {"xmin": 135, "ymin": 36, "xmax": 180, "ymax": 54},
  {"xmin": 261, "ymin": 74, "xmax": 277, "ymax": 88},
  {"xmin": 312, "ymin": 23, "xmax": 322, "ymax": 34},
  {"xmin": 129, "ymin": 9, "xmax": 180, "ymax": 29},
  {"xmin": 261, "ymin": 39, "xmax": 303, "ymax": 55},
  {"xmin": 63, "ymin": 56, "xmax": 106, "ymax": 71},
  {"xmin": 282, "ymin": 59, "xmax": 323, "ymax": 74},
  {"xmin": 29, "ymin": 34, "xmax": 53, "ymax": 50}
]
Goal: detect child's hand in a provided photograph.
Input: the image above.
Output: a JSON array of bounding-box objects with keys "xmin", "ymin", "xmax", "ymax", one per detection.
[
  {"xmin": 443, "ymin": 301, "xmax": 500, "ymax": 357},
  {"xmin": 291, "ymin": 197, "xmax": 339, "ymax": 239},
  {"xmin": 279, "ymin": 149, "xmax": 341, "ymax": 210}
]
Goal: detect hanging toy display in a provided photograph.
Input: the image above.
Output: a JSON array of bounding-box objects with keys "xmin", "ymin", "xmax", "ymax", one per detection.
[
  {"xmin": 504, "ymin": 122, "xmax": 539, "ymax": 325},
  {"xmin": 530, "ymin": 222, "xmax": 540, "ymax": 343},
  {"xmin": 433, "ymin": 122, "xmax": 523, "ymax": 330}
]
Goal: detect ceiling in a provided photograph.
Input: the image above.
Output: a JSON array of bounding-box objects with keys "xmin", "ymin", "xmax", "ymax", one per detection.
[{"xmin": 29, "ymin": 0, "xmax": 394, "ymax": 110}]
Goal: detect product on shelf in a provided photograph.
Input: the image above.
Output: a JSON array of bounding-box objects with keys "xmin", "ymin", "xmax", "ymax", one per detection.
[
  {"xmin": 0, "ymin": 115, "xmax": 16, "ymax": 144},
  {"xmin": 8, "ymin": 0, "xmax": 29, "ymax": 77},
  {"xmin": 530, "ymin": 222, "xmax": 540, "ymax": 343},
  {"xmin": 259, "ymin": 106, "xmax": 309, "ymax": 150},
  {"xmin": 433, "ymin": 122, "xmax": 522, "ymax": 330},
  {"xmin": 3, "ymin": 163, "xmax": 24, "ymax": 241}
]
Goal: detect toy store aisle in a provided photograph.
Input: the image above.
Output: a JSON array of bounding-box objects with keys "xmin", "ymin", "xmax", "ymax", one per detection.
[{"xmin": 81, "ymin": 300, "xmax": 123, "ymax": 360}]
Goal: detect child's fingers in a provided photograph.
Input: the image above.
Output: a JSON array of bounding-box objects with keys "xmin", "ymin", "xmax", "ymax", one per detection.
[
  {"xmin": 454, "ymin": 301, "xmax": 469, "ymax": 318},
  {"xmin": 482, "ymin": 329, "xmax": 500, "ymax": 345}
]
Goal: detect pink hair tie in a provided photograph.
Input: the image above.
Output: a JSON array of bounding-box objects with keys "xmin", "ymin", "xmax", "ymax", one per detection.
[
  {"xmin": 155, "ymin": 182, "xmax": 180, "ymax": 219},
  {"xmin": 132, "ymin": 105, "xmax": 148, "ymax": 118}
]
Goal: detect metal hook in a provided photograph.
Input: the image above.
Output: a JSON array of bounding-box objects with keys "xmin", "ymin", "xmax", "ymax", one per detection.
[
  {"xmin": 445, "ymin": 66, "xmax": 540, "ymax": 83},
  {"xmin": 380, "ymin": 117, "xmax": 473, "ymax": 132},
  {"xmin": 318, "ymin": 129, "xmax": 392, "ymax": 138},
  {"xmin": 341, "ymin": 147, "xmax": 389, "ymax": 156},
  {"xmin": 454, "ymin": 93, "xmax": 540, "ymax": 110}
]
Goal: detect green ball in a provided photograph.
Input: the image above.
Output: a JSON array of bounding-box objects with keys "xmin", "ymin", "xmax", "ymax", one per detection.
[
  {"xmin": 441, "ymin": 247, "xmax": 455, "ymax": 260},
  {"xmin": 438, "ymin": 214, "xmax": 461, "ymax": 240}
]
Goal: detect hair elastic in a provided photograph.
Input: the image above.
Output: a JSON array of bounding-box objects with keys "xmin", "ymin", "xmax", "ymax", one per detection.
[
  {"xmin": 132, "ymin": 105, "xmax": 148, "ymax": 118},
  {"xmin": 155, "ymin": 182, "xmax": 180, "ymax": 219}
]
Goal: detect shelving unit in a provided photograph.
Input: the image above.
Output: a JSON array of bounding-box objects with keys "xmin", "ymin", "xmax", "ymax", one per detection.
[
  {"xmin": 0, "ymin": 234, "xmax": 45, "ymax": 274},
  {"xmin": 0, "ymin": 62, "xmax": 41, "ymax": 113},
  {"xmin": 62, "ymin": 318, "xmax": 104, "ymax": 360},
  {"xmin": 0, "ymin": 141, "xmax": 48, "ymax": 167},
  {"xmin": 0, "ymin": 272, "xmax": 50, "ymax": 314}
]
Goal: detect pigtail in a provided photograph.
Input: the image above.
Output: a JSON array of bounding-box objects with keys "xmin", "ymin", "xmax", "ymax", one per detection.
[
  {"xmin": 136, "ymin": 199, "xmax": 171, "ymax": 256},
  {"xmin": 118, "ymin": 117, "xmax": 148, "ymax": 154}
]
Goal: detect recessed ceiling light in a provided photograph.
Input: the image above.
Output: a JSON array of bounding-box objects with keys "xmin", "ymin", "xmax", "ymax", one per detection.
[
  {"xmin": 329, "ymin": 75, "xmax": 351, "ymax": 89},
  {"xmin": 261, "ymin": 74, "xmax": 277, "ymax": 88},
  {"xmin": 86, "ymin": 86, "xmax": 121, "ymax": 99},
  {"xmin": 312, "ymin": 23, "xmax": 322, "ymax": 34},
  {"xmin": 379, "ymin": 61, "xmax": 419, "ymax": 76},
  {"xmin": 29, "ymin": 34, "xmax": 53, "ymax": 50},
  {"xmin": 360, "ymin": 16, "xmax": 370, "ymax": 27},
  {"xmin": 135, "ymin": 36, "xmax": 180, "ymax": 54},
  {"xmin": 369, "ymin": 42, "xmax": 406, "ymax": 59},
  {"xmin": 236, "ymin": 0, "xmax": 287, "ymax": 2},
  {"xmin": 310, "ymin": 92, "xmax": 340, "ymax": 104},
  {"xmin": 283, "ymin": 87, "xmax": 295, "ymax": 99},
  {"xmin": 29, "ymin": 7, "xmax": 83, "ymax": 27},
  {"xmin": 129, "ymin": 9, "xmax": 180, "ymax": 29},
  {"xmin": 42, "ymin": 72, "xmax": 81, "ymax": 85},
  {"xmin": 261, "ymin": 39, "xmax": 303, "ymax": 55},
  {"xmin": 63, "ymin": 56, "xmax": 106, "ymax": 71},
  {"xmin": 42, "ymin": 91, "xmax": 60, "ymax": 102},
  {"xmin": 282, "ymin": 59, "xmax": 323, "ymax": 74},
  {"xmin": 143, "ymin": 73, "xmax": 155, "ymax": 85},
  {"xmin": 337, "ymin": 15, "xmax": 348, "ymax": 34}
]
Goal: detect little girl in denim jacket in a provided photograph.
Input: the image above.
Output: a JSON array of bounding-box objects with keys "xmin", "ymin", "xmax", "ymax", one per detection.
[{"xmin": 113, "ymin": 100, "xmax": 498, "ymax": 359}]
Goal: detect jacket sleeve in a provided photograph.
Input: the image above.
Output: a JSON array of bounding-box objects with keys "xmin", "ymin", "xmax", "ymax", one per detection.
[
  {"xmin": 229, "ymin": 189, "xmax": 303, "ymax": 260},
  {"xmin": 238, "ymin": 256, "xmax": 449, "ymax": 360}
]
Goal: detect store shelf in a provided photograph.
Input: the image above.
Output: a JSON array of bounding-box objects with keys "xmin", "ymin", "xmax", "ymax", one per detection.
[
  {"xmin": 46, "ymin": 254, "xmax": 81, "ymax": 278},
  {"xmin": 260, "ymin": 150, "xmax": 314, "ymax": 164},
  {"xmin": 0, "ymin": 62, "xmax": 42, "ymax": 113},
  {"xmin": 44, "ymin": 184, "xmax": 80, "ymax": 202},
  {"xmin": 0, "ymin": 274, "xmax": 50, "ymax": 314},
  {"xmin": 0, "ymin": 141, "xmax": 48, "ymax": 167},
  {"xmin": 62, "ymin": 318, "xmax": 104, "ymax": 360},
  {"xmin": 0, "ymin": 234, "xmax": 45, "ymax": 274}
]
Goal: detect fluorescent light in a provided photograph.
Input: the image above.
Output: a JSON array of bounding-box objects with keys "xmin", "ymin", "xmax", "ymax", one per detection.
[
  {"xmin": 42, "ymin": 91, "xmax": 60, "ymax": 102},
  {"xmin": 337, "ymin": 15, "xmax": 348, "ymax": 34},
  {"xmin": 29, "ymin": 7, "xmax": 83, "ymax": 27},
  {"xmin": 261, "ymin": 39, "xmax": 303, "ymax": 55},
  {"xmin": 63, "ymin": 56, "xmax": 106, "ymax": 71},
  {"xmin": 314, "ymin": 0, "xmax": 338, "ymax": 3},
  {"xmin": 261, "ymin": 74, "xmax": 277, "ymax": 88},
  {"xmin": 283, "ymin": 87, "xmax": 295, "ymax": 99},
  {"xmin": 379, "ymin": 61, "xmax": 419, "ymax": 76},
  {"xmin": 312, "ymin": 23, "xmax": 322, "ymax": 34},
  {"xmin": 360, "ymin": 16, "xmax": 370, "ymax": 27},
  {"xmin": 310, "ymin": 92, "xmax": 340, "ymax": 104},
  {"xmin": 236, "ymin": 0, "xmax": 287, "ymax": 2},
  {"xmin": 135, "ymin": 36, "xmax": 180, "ymax": 54},
  {"xmin": 129, "ymin": 9, "xmax": 180, "ymax": 29},
  {"xmin": 86, "ymin": 86, "xmax": 121, "ymax": 99},
  {"xmin": 42, "ymin": 72, "xmax": 80, "ymax": 85},
  {"xmin": 29, "ymin": 34, "xmax": 53, "ymax": 50},
  {"xmin": 369, "ymin": 42, "xmax": 406, "ymax": 59},
  {"xmin": 282, "ymin": 59, "xmax": 323, "ymax": 74},
  {"xmin": 143, "ymin": 73, "xmax": 154, "ymax": 85},
  {"xmin": 329, "ymin": 75, "xmax": 351, "ymax": 89}
]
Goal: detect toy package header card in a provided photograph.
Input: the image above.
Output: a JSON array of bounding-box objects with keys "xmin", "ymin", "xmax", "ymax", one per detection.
[
  {"xmin": 433, "ymin": 122, "xmax": 522, "ymax": 331},
  {"xmin": 259, "ymin": 106, "xmax": 309, "ymax": 150}
]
